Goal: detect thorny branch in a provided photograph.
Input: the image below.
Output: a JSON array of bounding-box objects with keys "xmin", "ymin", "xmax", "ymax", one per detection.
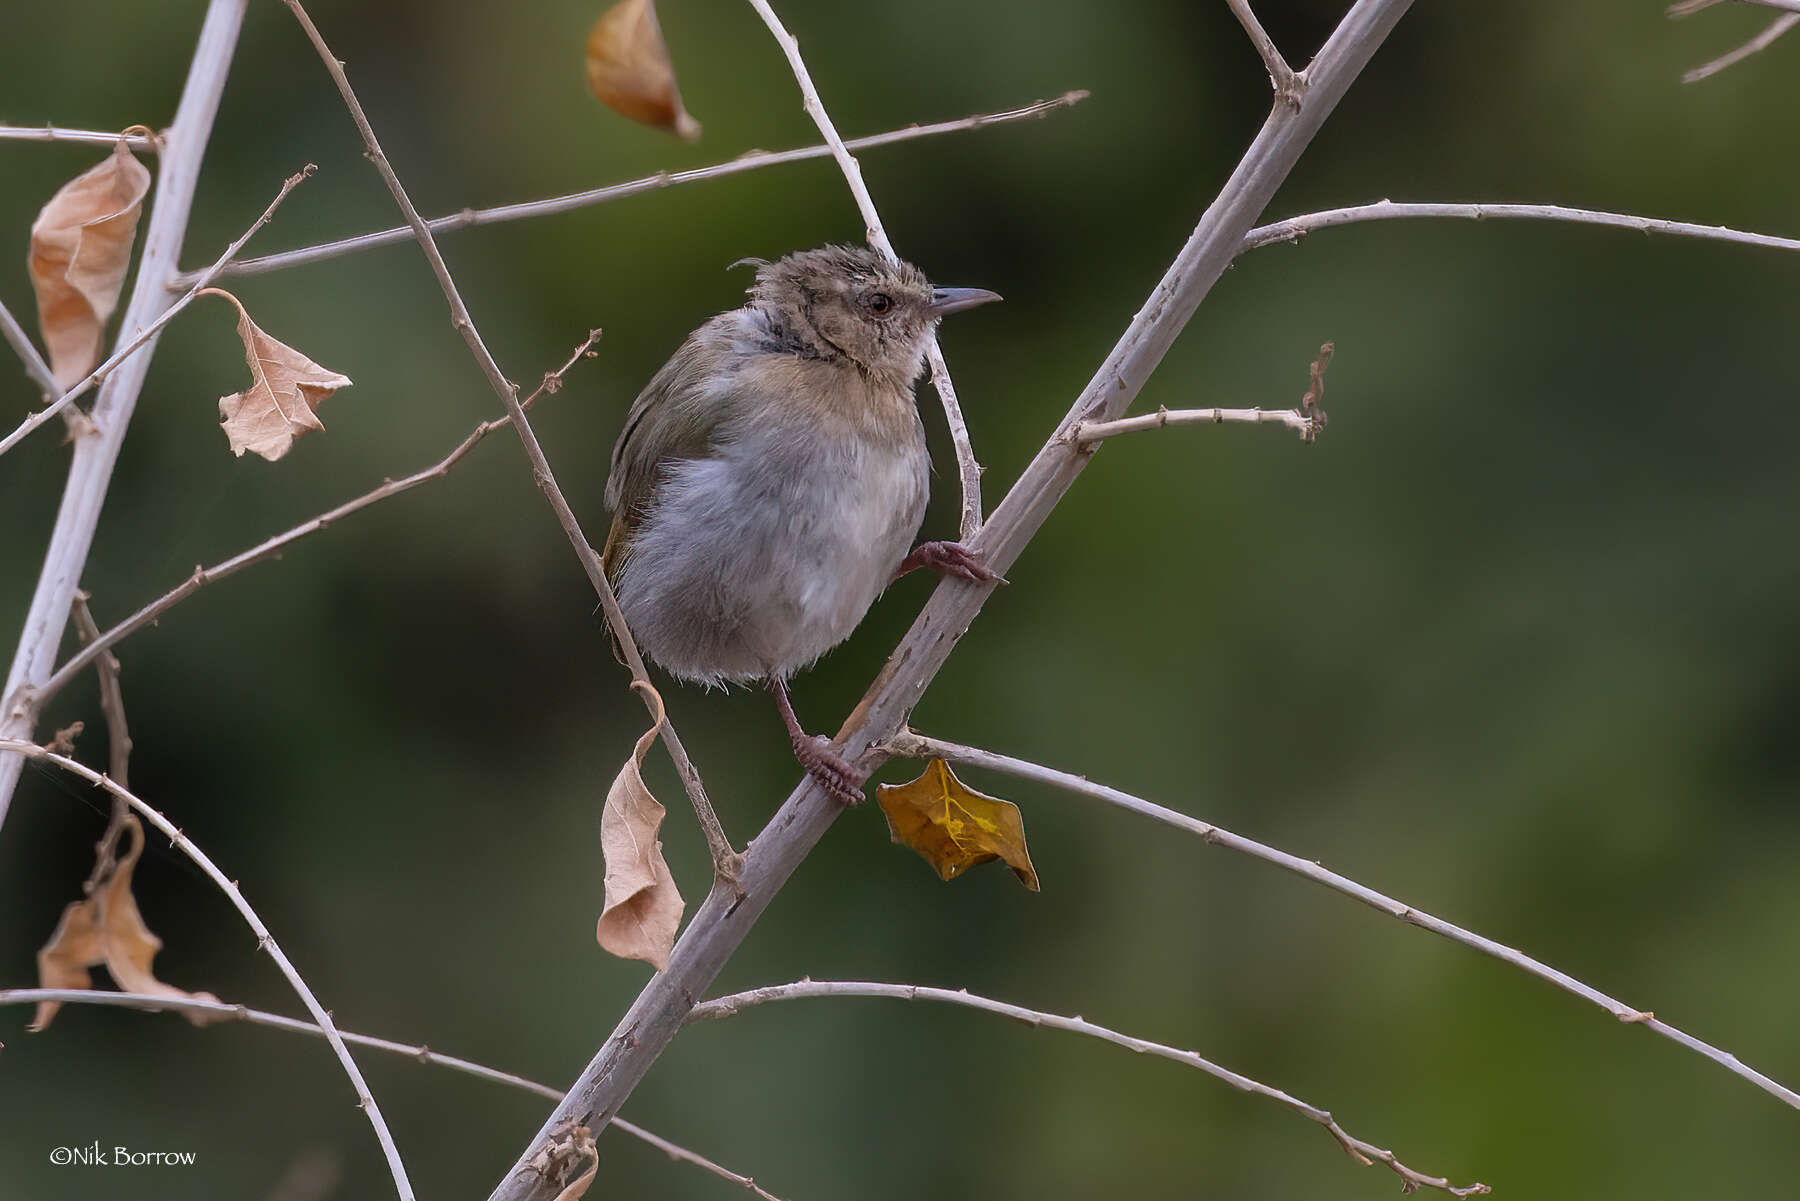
[
  {"xmin": 278, "ymin": 0, "xmax": 744, "ymax": 882},
  {"xmin": 0, "ymin": 987, "xmax": 789, "ymax": 1201},
  {"xmin": 0, "ymin": 741, "xmax": 417, "ymax": 1201},
  {"xmin": 883, "ymin": 730, "xmax": 1800, "ymax": 1113},
  {"xmin": 742, "ymin": 0, "xmax": 985, "ymax": 542},
  {"xmin": 690, "ymin": 980, "xmax": 1488, "ymax": 1197}
]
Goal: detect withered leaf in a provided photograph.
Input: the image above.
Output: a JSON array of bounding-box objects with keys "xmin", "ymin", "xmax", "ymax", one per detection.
[
  {"xmin": 32, "ymin": 814, "xmax": 224, "ymax": 1031},
  {"xmin": 597, "ymin": 683, "xmax": 685, "ymax": 971},
  {"xmin": 204, "ymin": 288, "xmax": 352, "ymax": 461},
  {"xmin": 586, "ymin": 0, "xmax": 702, "ymax": 140},
  {"xmin": 877, "ymin": 758, "xmax": 1041, "ymax": 891},
  {"xmin": 28, "ymin": 138, "xmax": 152, "ymax": 389}
]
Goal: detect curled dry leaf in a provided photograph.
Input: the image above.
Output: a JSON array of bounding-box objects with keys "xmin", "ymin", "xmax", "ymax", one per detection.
[
  {"xmin": 32, "ymin": 814, "xmax": 223, "ymax": 1031},
  {"xmin": 202, "ymin": 288, "xmax": 352, "ymax": 461},
  {"xmin": 28, "ymin": 138, "xmax": 152, "ymax": 389},
  {"xmin": 597, "ymin": 682, "xmax": 685, "ymax": 971},
  {"xmin": 528, "ymin": 1121, "xmax": 599, "ymax": 1201},
  {"xmin": 586, "ymin": 0, "xmax": 702, "ymax": 140},
  {"xmin": 877, "ymin": 758, "xmax": 1041, "ymax": 890}
]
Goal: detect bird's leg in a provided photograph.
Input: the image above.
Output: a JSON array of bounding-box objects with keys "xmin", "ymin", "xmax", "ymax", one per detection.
[
  {"xmin": 769, "ymin": 679, "xmax": 867, "ymax": 806},
  {"xmin": 892, "ymin": 540, "xmax": 1005, "ymax": 584}
]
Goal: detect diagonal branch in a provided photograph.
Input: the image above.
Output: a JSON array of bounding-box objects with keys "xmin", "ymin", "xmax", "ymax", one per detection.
[
  {"xmin": 1682, "ymin": 11, "xmax": 1800, "ymax": 80},
  {"xmin": 690, "ymin": 980, "xmax": 1486, "ymax": 1196},
  {"xmin": 483, "ymin": 3, "xmax": 1418, "ymax": 1198},
  {"xmin": 0, "ymin": 742, "xmax": 417, "ymax": 1200},
  {"xmin": 743, "ymin": 0, "xmax": 984, "ymax": 542},
  {"xmin": 0, "ymin": 0, "xmax": 248, "ymax": 838},
  {"xmin": 38, "ymin": 333, "xmax": 601, "ymax": 708},
  {"xmin": 190, "ymin": 92, "xmax": 1087, "ymax": 286},
  {"xmin": 0, "ymin": 293, "xmax": 58, "ymax": 402},
  {"xmin": 278, "ymin": 0, "xmax": 742, "ymax": 882},
  {"xmin": 885, "ymin": 730, "xmax": 1800, "ymax": 1113},
  {"xmin": 69, "ymin": 590, "xmax": 134, "ymax": 894},
  {"xmin": 0, "ymin": 987, "xmax": 789, "ymax": 1201}
]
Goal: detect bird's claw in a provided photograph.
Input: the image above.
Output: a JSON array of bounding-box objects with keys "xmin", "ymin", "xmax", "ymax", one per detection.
[
  {"xmin": 793, "ymin": 735, "xmax": 867, "ymax": 806},
  {"xmin": 896, "ymin": 540, "xmax": 1006, "ymax": 585}
]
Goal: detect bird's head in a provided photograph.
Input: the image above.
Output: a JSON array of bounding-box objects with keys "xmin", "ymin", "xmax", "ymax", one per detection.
[{"xmin": 746, "ymin": 245, "xmax": 1000, "ymax": 382}]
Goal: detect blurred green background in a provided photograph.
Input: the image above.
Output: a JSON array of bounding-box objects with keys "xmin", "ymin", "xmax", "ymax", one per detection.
[{"xmin": 4, "ymin": 0, "xmax": 1799, "ymax": 1197}]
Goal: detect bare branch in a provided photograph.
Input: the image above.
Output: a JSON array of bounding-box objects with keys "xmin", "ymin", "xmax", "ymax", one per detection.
[
  {"xmin": 0, "ymin": 124, "xmax": 161, "ymax": 150},
  {"xmin": 69, "ymin": 590, "xmax": 133, "ymax": 895},
  {"xmin": 483, "ymin": 4, "xmax": 1419, "ymax": 1198},
  {"xmin": 691, "ymin": 980, "xmax": 1486, "ymax": 1197},
  {"xmin": 885, "ymin": 729, "xmax": 1800, "ymax": 1114},
  {"xmin": 1669, "ymin": 0, "xmax": 1800, "ymax": 19},
  {"xmin": 1241, "ymin": 199, "xmax": 1800, "ymax": 256},
  {"xmin": 0, "ymin": 293, "xmax": 58, "ymax": 402},
  {"xmin": 1682, "ymin": 12, "xmax": 1800, "ymax": 80},
  {"xmin": 1225, "ymin": 0, "xmax": 1303, "ymax": 105},
  {"xmin": 193, "ymin": 93, "xmax": 1087, "ymax": 286},
  {"xmin": 0, "ymin": 0, "xmax": 248, "ymax": 836},
  {"xmin": 0, "ymin": 742, "xmax": 418, "ymax": 1200},
  {"xmin": 0, "ymin": 986, "xmax": 790, "ymax": 1201},
  {"xmin": 279, "ymin": 0, "xmax": 742, "ymax": 882},
  {"xmin": 1076, "ymin": 403, "xmax": 1317, "ymax": 442},
  {"xmin": 39, "ymin": 332, "xmax": 602, "ymax": 710},
  {"xmin": 0, "ymin": 164, "xmax": 316, "ymax": 460},
  {"xmin": 742, "ymin": 0, "xmax": 984, "ymax": 541}
]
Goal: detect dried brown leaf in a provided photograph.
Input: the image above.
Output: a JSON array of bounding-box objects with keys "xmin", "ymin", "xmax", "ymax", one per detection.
[
  {"xmin": 586, "ymin": 0, "xmax": 702, "ymax": 140},
  {"xmin": 596, "ymin": 683, "xmax": 685, "ymax": 970},
  {"xmin": 28, "ymin": 138, "xmax": 152, "ymax": 389},
  {"xmin": 877, "ymin": 758, "xmax": 1041, "ymax": 890},
  {"xmin": 203, "ymin": 288, "xmax": 352, "ymax": 461},
  {"xmin": 31, "ymin": 815, "xmax": 223, "ymax": 1031}
]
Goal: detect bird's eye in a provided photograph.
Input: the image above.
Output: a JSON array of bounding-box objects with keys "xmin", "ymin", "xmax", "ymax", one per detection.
[{"xmin": 865, "ymin": 292, "xmax": 893, "ymax": 316}]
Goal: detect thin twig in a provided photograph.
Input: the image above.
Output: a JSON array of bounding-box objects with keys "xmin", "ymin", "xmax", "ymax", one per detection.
[
  {"xmin": 0, "ymin": 987, "xmax": 789, "ymax": 1201},
  {"xmin": 0, "ymin": 293, "xmax": 59, "ymax": 402},
  {"xmin": 742, "ymin": 0, "xmax": 985, "ymax": 542},
  {"xmin": 189, "ymin": 93, "xmax": 1087, "ymax": 286},
  {"xmin": 691, "ymin": 980, "xmax": 1486, "ymax": 1197},
  {"xmin": 0, "ymin": 0, "xmax": 248, "ymax": 837},
  {"xmin": 1225, "ymin": 0, "xmax": 1303, "ymax": 105},
  {"xmin": 1682, "ymin": 12, "xmax": 1800, "ymax": 79},
  {"xmin": 884, "ymin": 729, "xmax": 1800, "ymax": 1114},
  {"xmin": 484, "ymin": 5, "xmax": 1419, "ymax": 1198},
  {"xmin": 0, "ymin": 164, "xmax": 316, "ymax": 460},
  {"xmin": 1240, "ymin": 199, "xmax": 1800, "ymax": 256},
  {"xmin": 279, "ymin": 0, "xmax": 741, "ymax": 883},
  {"xmin": 1075, "ymin": 404, "xmax": 1316, "ymax": 442},
  {"xmin": 0, "ymin": 741, "xmax": 417, "ymax": 1200},
  {"xmin": 40, "ymin": 333, "xmax": 602, "ymax": 708},
  {"xmin": 0, "ymin": 124, "xmax": 162, "ymax": 150},
  {"xmin": 1669, "ymin": 0, "xmax": 1800, "ymax": 18},
  {"xmin": 69, "ymin": 590, "xmax": 133, "ymax": 894}
]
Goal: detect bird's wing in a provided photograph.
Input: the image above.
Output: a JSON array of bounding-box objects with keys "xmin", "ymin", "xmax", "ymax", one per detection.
[{"xmin": 602, "ymin": 315, "xmax": 742, "ymax": 583}]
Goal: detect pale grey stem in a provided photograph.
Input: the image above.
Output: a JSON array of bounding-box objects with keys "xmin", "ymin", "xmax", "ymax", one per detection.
[
  {"xmin": 0, "ymin": 987, "xmax": 789, "ymax": 1201},
  {"xmin": 279, "ymin": 0, "xmax": 742, "ymax": 883},
  {"xmin": 69, "ymin": 590, "xmax": 132, "ymax": 894},
  {"xmin": 0, "ymin": 743, "xmax": 417, "ymax": 1200},
  {"xmin": 1669, "ymin": 0, "xmax": 1800, "ymax": 18},
  {"xmin": 742, "ymin": 0, "xmax": 985, "ymax": 542},
  {"xmin": 690, "ymin": 980, "xmax": 1486, "ymax": 1197},
  {"xmin": 886, "ymin": 730, "xmax": 1800, "ymax": 1113},
  {"xmin": 0, "ymin": 0, "xmax": 247, "ymax": 836},
  {"xmin": 190, "ymin": 93, "xmax": 1086, "ymax": 286},
  {"xmin": 0, "ymin": 125, "xmax": 161, "ymax": 149},
  {"xmin": 1225, "ymin": 0, "xmax": 1302, "ymax": 103},
  {"xmin": 0, "ymin": 164, "xmax": 315, "ymax": 460},
  {"xmin": 39, "ymin": 333, "xmax": 603, "ymax": 708},
  {"xmin": 1240, "ymin": 199, "xmax": 1800, "ymax": 256},
  {"xmin": 1074, "ymin": 404, "xmax": 1316, "ymax": 442},
  {"xmin": 1683, "ymin": 12, "xmax": 1800, "ymax": 80},
  {"xmin": 0, "ymin": 294, "xmax": 58, "ymax": 401},
  {"xmin": 484, "ymin": 4, "xmax": 1416, "ymax": 1199}
]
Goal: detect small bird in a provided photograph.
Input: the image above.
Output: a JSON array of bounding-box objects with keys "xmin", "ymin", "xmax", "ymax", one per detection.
[{"xmin": 603, "ymin": 245, "xmax": 1002, "ymax": 804}]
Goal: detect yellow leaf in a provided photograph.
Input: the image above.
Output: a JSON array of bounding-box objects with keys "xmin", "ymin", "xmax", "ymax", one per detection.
[
  {"xmin": 597, "ymin": 683, "xmax": 685, "ymax": 970},
  {"xmin": 877, "ymin": 758, "xmax": 1041, "ymax": 890},
  {"xmin": 586, "ymin": 0, "xmax": 702, "ymax": 140},
  {"xmin": 31, "ymin": 815, "xmax": 224, "ymax": 1032},
  {"xmin": 28, "ymin": 138, "xmax": 152, "ymax": 389},
  {"xmin": 204, "ymin": 288, "xmax": 352, "ymax": 462}
]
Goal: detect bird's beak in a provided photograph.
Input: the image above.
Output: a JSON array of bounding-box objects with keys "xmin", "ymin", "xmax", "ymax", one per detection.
[{"xmin": 928, "ymin": 287, "xmax": 1003, "ymax": 318}]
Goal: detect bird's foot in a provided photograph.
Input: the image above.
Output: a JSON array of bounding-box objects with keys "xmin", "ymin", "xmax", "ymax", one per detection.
[
  {"xmin": 894, "ymin": 540, "xmax": 1005, "ymax": 584},
  {"xmin": 791, "ymin": 734, "xmax": 868, "ymax": 806}
]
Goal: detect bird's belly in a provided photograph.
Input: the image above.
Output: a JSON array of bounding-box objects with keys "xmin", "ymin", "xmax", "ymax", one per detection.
[{"xmin": 617, "ymin": 435, "xmax": 928, "ymax": 685}]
